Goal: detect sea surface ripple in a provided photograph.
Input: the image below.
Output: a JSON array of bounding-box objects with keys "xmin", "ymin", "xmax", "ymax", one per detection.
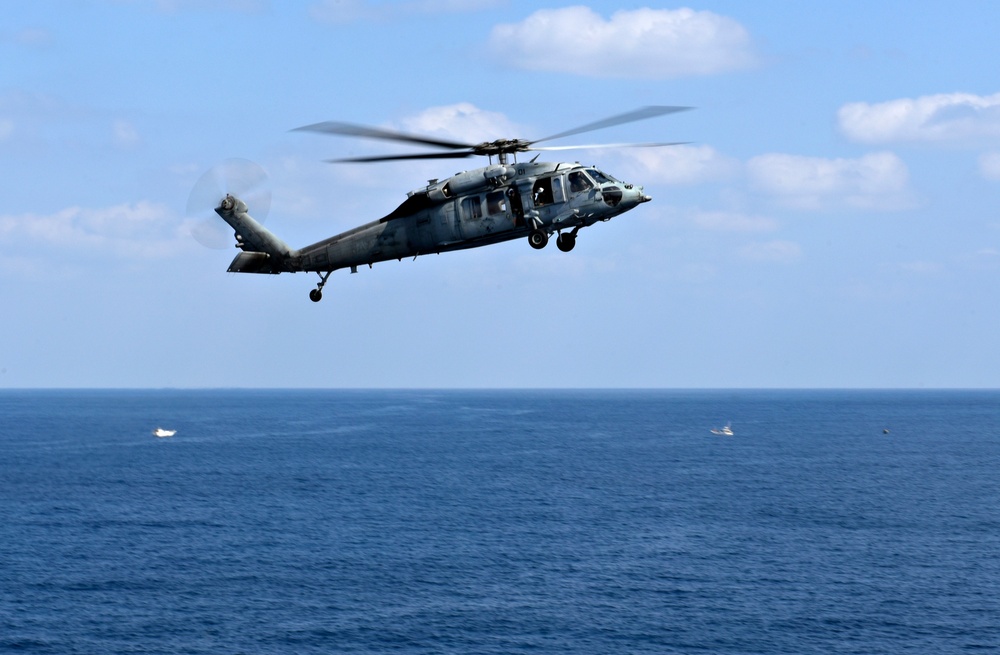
[{"xmin": 1, "ymin": 389, "xmax": 998, "ymax": 653}]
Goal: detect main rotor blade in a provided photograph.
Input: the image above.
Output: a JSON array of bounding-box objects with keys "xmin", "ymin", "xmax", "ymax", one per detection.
[
  {"xmin": 534, "ymin": 106, "xmax": 692, "ymax": 145},
  {"xmin": 531, "ymin": 141, "xmax": 691, "ymax": 151},
  {"xmin": 293, "ymin": 121, "xmax": 474, "ymax": 151},
  {"xmin": 327, "ymin": 150, "xmax": 478, "ymax": 163}
]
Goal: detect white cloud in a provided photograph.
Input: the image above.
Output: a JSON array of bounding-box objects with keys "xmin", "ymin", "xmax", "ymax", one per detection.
[
  {"xmin": 978, "ymin": 151, "xmax": 1000, "ymax": 181},
  {"xmin": 612, "ymin": 144, "xmax": 741, "ymax": 186},
  {"xmin": 287, "ymin": 104, "xmax": 524, "ymax": 214},
  {"xmin": 316, "ymin": 104, "xmax": 523, "ymax": 184},
  {"xmin": 839, "ymin": 92, "xmax": 1000, "ymax": 144},
  {"xmin": 747, "ymin": 151, "xmax": 915, "ymax": 211},
  {"xmin": 0, "ymin": 28, "xmax": 52, "ymax": 46},
  {"xmin": 898, "ymin": 260, "xmax": 944, "ymax": 275},
  {"xmin": 131, "ymin": 0, "xmax": 268, "ymax": 13},
  {"xmin": 0, "ymin": 202, "xmax": 187, "ymax": 258},
  {"xmin": 739, "ymin": 240, "xmax": 802, "ymax": 263},
  {"xmin": 113, "ymin": 119, "xmax": 141, "ymax": 148},
  {"xmin": 488, "ymin": 6, "xmax": 757, "ymax": 78},
  {"xmin": 970, "ymin": 249, "xmax": 1000, "ymax": 270},
  {"xmin": 397, "ymin": 102, "xmax": 521, "ymax": 143},
  {"xmin": 691, "ymin": 210, "xmax": 778, "ymax": 233},
  {"xmin": 310, "ymin": 0, "xmax": 504, "ymax": 23}
]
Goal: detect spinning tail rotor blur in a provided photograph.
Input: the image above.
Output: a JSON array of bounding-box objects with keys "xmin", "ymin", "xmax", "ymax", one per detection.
[{"xmin": 186, "ymin": 158, "xmax": 271, "ymax": 249}]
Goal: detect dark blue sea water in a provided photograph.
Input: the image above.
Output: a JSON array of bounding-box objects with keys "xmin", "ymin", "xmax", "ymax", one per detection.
[{"xmin": 1, "ymin": 390, "xmax": 999, "ymax": 654}]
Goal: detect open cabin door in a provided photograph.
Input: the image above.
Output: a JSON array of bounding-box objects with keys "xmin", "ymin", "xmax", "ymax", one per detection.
[{"xmin": 507, "ymin": 184, "xmax": 526, "ymax": 228}]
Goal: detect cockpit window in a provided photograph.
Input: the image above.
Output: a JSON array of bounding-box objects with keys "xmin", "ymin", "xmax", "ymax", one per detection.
[
  {"xmin": 586, "ymin": 168, "xmax": 614, "ymax": 184},
  {"xmin": 568, "ymin": 171, "xmax": 594, "ymax": 193}
]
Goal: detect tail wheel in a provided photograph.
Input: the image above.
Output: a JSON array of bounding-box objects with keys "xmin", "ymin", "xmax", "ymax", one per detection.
[
  {"xmin": 310, "ymin": 271, "xmax": 332, "ymax": 302},
  {"xmin": 528, "ymin": 229, "xmax": 548, "ymax": 250}
]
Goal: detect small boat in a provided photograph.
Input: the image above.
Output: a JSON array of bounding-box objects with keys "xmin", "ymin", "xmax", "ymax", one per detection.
[
  {"xmin": 153, "ymin": 428, "xmax": 176, "ymax": 438},
  {"xmin": 710, "ymin": 423, "xmax": 734, "ymax": 436}
]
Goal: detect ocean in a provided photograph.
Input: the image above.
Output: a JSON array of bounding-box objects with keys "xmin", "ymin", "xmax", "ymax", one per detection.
[{"xmin": 1, "ymin": 389, "xmax": 998, "ymax": 654}]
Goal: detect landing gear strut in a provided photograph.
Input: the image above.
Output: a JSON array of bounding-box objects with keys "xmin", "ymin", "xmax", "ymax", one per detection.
[{"xmin": 310, "ymin": 271, "xmax": 332, "ymax": 302}]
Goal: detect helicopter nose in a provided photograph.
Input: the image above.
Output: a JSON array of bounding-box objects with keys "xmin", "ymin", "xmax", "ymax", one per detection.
[{"xmin": 630, "ymin": 184, "xmax": 651, "ymax": 204}]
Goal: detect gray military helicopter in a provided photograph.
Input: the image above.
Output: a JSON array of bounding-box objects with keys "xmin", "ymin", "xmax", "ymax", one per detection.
[{"xmin": 202, "ymin": 106, "xmax": 689, "ymax": 302}]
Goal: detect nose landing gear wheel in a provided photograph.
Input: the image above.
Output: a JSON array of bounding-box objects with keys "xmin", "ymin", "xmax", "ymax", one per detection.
[{"xmin": 528, "ymin": 229, "xmax": 548, "ymax": 250}]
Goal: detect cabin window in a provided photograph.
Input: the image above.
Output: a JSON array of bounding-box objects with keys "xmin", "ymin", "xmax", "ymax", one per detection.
[
  {"xmin": 461, "ymin": 196, "xmax": 483, "ymax": 220},
  {"xmin": 486, "ymin": 190, "xmax": 507, "ymax": 215},
  {"xmin": 568, "ymin": 171, "xmax": 594, "ymax": 193}
]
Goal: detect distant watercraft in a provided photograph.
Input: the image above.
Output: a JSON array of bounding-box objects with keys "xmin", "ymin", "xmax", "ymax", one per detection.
[
  {"xmin": 153, "ymin": 428, "xmax": 176, "ymax": 438},
  {"xmin": 710, "ymin": 423, "xmax": 733, "ymax": 436}
]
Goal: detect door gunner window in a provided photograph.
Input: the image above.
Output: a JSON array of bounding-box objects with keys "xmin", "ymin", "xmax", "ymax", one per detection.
[{"xmin": 532, "ymin": 178, "xmax": 554, "ymax": 206}]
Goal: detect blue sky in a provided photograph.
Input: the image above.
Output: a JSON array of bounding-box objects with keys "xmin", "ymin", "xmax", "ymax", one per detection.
[{"xmin": 3, "ymin": 0, "xmax": 999, "ymax": 388}]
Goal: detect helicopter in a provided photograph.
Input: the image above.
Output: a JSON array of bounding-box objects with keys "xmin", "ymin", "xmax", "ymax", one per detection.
[{"xmin": 202, "ymin": 106, "xmax": 690, "ymax": 302}]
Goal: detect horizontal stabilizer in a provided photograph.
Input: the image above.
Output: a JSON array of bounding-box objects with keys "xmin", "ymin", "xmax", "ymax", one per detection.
[{"xmin": 228, "ymin": 251, "xmax": 281, "ymax": 274}]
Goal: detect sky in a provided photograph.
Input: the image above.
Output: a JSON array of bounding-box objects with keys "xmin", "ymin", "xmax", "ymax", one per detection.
[{"xmin": 3, "ymin": 0, "xmax": 1000, "ymax": 389}]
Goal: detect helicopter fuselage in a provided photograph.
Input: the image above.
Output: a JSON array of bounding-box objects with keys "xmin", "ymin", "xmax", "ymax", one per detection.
[{"xmin": 222, "ymin": 160, "xmax": 651, "ymax": 286}]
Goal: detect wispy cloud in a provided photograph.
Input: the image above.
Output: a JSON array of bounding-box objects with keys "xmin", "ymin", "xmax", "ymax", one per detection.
[
  {"xmin": 0, "ymin": 202, "xmax": 187, "ymax": 259},
  {"xmin": 747, "ymin": 151, "xmax": 916, "ymax": 211},
  {"xmin": 739, "ymin": 240, "xmax": 802, "ymax": 263},
  {"xmin": 0, "ymin": 91, "xmax": 132, "ymax": 151},
  {"xmin": 113, "ymin": 120, "xmax": 141, "ymax": 149},
  {"xmin": 690, "ymin": 210, "xmax": 778, "ymax": 233},
  {"xmin": 119, "ymin": 0, "xmax": 268, "ymax": 13},
  {"xmin": 488, "ymin": 7, "xmax": 757, "ymax": 78},
  {"xmin": 612, "ymin": 144, "xmax": 741, "ymax": 186},
  {"xmin": 310, "ymin": 0, "xmax": 505, "ymax": 23},
  {"xmin": 396, "ymin": 102, "xmax": 521, "ymax": 143},
  {"xmin": 0, "ymin": 28, "xmax": 52, "ymax": 47},
  {"xmin": 839, "ymin": 92, "xmax": 1000, "ymax": 144},
  {"xmin": 978, "ymin": 151, "xmax": 1000, "ymax": 181}
]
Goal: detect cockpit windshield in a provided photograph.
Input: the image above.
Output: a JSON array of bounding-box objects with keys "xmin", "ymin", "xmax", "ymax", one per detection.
[
  {"xmin": 567, "ymin": 170, "xmax": 594, "ymax": 193},
  {"xmin": 585, "ymin": 168, "xmax": 615, "ymax": 184}
]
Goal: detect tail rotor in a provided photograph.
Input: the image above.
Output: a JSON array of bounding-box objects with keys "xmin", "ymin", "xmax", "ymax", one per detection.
[{"xmin": 186, "ymin": 158, "xmax": 271, "ymax": 249}]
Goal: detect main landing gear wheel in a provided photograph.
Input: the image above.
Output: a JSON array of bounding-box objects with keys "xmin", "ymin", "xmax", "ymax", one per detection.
[
  {"xmin": 528, "ymin": 229, "xmax": 548, "ymax": 250},
  {"xmin": 556, "ymin": 233, "xmax": 576, "ymax": 252},
  {"xmin": 309, "ymin": 289, "xmax": 323, "ymax": 303}
]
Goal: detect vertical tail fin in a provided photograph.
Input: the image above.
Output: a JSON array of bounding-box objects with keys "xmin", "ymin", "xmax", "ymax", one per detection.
[{"xmin": 215, "ymin": 195, "xmax": 297, "ymax": 274}]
